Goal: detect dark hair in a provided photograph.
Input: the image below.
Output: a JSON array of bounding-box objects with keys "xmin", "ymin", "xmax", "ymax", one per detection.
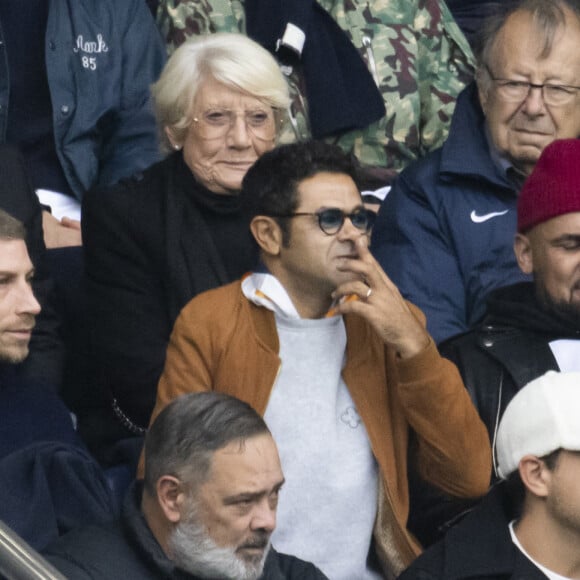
[
  {"xmin": 504, "ymin": 448, "xmax": 562, "ymax": 515},
  {"xmin": 143, "ymin": 392, "xmax": 270, "ymax": 495},
  {"xmin": 240, "ymin": 140, "xmax": 361, "ymax": 245},
  {"xmin": 0, "ymin": 209, "xmax": 26, "ymax": 241},
  {"xmin": 475, "ymin": 0, "xmax": 580, "ymax": 84}
]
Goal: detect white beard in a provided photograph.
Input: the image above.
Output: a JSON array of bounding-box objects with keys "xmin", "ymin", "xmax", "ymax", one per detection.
[{"xmin": 168, "ymin": 506, "xmax": 270, "ymax": 580}]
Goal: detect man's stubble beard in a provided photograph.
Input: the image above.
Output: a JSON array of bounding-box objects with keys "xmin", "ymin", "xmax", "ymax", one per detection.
[
  {"xmin": 0, "ymin": 313, "xmax": 35, "ymax": 364},
  {"xmin": 168, "ymin": 502, "xmax": 271, "ymax": 580},
  {"xmin": 0, "ymin": 351, "xmax": 27, "ymax": 364},
  {"xmin": 535, "ymin": 281, "xmax": 580, "ymax": 330},
  {"xmin": 0, "ymin": 342, "xmax": 29, "ymax": 364}
]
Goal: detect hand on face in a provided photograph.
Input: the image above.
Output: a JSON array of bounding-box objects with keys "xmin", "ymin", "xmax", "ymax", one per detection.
[{"xmin": 332, "ymin": 237, "xmax": 430, "ymax": 358}]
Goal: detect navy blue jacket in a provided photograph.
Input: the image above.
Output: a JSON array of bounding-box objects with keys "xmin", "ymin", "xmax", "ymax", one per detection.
[
  {"xmin": 371, "ymin": 83, "xmax": 529, "ymax": 343},
  {"xmin": 0, "ymin": 366, "xmax": 115, "ymax": 550},
  {"xmin": 0, "ymin": 0, "xmax": 166, "ymax": 200}
]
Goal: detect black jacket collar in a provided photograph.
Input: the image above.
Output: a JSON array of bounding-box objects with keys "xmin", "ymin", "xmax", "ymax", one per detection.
[
  {"xmin": 439, "ymin": 83, "xmax": 513, "ymax": 193},
  {"xmin": 440, "ymin": 484, "xmax": 548, "ymax": 580}
]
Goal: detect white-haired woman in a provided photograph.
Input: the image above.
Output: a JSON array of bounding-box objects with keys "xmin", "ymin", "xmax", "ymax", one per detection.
[{"xmin": 81, "ymin": 34, "xmax": 290, "ymax": 460}]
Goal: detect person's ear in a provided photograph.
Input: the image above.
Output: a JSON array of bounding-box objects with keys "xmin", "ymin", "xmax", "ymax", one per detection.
[
  {"xmin": 518, "ymin": 455, "xmax": 551, "ymax": 498},
  {"xmin": 164, "ymin": 126, "xmax": 182, "ymax": 150},
  {"xmin": 250, "ymin": 216, "xmax": 284, "ymax": 256},
  {"xmin": 156, "ymin": 475, "xmax": 186, "ymax": 523},
  {"xmin": 514, "ymin": 233, "xmax": 534, "ymax": 274}
]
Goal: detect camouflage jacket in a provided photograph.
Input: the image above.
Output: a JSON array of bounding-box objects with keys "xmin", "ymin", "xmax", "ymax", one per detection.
[{"xmin": 157, "ymin": 0, "xmax": 475, "ymax": 181}]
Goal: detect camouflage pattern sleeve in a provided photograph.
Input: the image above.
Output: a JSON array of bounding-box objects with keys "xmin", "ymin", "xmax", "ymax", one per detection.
[
  {"xmin": 323, "ymin": 0, "xmax": 475, "ymax": 174},
  {"xmin": 157, "ymin": 0, "xmax": 246, "ymax": 53},
  {"xmin": 156, "ymin": 0, "xmax": 475, "ymax": 178},
  {"xmin": 415, "ymin": 0, "xmax": 475, "ymax": 154}
]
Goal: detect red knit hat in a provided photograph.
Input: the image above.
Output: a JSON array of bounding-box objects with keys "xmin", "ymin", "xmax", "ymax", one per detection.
[{"xmin": 517, "ymin": 139, "xmax": 580, "ymax": 232}]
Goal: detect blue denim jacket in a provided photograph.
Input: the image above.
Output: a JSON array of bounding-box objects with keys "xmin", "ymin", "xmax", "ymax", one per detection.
[{"xmin": 0, "ymin": 0, "xmax": 166, "ymax": 200}]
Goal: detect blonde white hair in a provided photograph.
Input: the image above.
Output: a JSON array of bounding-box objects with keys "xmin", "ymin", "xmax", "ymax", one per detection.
[{"xmin": 152, "ymin": 33, "xmax": 290, "ymax": 151}]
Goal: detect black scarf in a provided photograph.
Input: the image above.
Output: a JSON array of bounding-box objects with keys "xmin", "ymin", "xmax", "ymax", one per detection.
[
  {"xmin": 485, "ymin": 282, "xmax": 580, "ymax": 340},
  {"xmin": 164, "ymin": 154, "xmax": 258, "ymax": 322}
]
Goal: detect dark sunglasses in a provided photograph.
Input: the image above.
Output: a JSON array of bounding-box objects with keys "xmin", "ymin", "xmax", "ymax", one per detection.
[{"xmin": 271, "ymin": 207, "xmax": 376, "ymax": 235}]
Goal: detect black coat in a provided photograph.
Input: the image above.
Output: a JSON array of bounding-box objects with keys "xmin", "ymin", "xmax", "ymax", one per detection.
[
  {"xmin": 81, "ymin": 153, "xmax": 258, "ymax": 461},
  {"xmin": 398, "ymin": 484, "xmax": 549, "ymax": 580},
  {"xmin": 44, "ymin": 482, "xmax": 328, "ymax": 580},
  {"xmin": 439, "ymin": 282, "xmax": 575, "ymax": 447}
]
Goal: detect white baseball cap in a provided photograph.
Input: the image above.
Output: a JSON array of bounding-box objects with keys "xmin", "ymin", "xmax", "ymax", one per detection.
[{"xmin": 496, "ymin": 371, "xmax": 580, "ymax": 479}]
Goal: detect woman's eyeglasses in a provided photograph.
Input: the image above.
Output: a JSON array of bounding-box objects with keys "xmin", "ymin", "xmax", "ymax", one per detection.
[{"xmin": 192, "ymin": 108, "xmax": 277, "ymax": 141}]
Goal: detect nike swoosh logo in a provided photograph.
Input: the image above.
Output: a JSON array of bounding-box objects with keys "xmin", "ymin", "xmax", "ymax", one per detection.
[{"xmin": 470, "ymin": 209, "xmax": 509, "ymax": 223}]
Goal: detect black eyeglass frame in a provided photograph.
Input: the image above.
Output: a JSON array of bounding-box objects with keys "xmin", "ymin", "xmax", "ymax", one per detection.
[
  {"xmin": 484, "ymin": 65, "xmax": 580, "ymax": 105},
  {"xmin": 267, "ymin": 206, "xmax": 376, "ymax": 235}
]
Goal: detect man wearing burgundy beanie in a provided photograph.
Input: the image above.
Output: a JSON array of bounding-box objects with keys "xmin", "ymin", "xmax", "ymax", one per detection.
[{"xmin": 439, "ymin": 138, "xmax": 580, "ymax": 450}]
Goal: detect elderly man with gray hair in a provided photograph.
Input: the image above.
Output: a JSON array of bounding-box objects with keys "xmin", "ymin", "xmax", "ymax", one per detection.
[
  {"xmin": 44, "ymin": 392, "xmax": 327, "ymax": 580},
  {"xmin": 398, "ymin": 370, "xmax": 580, "ymax": 580}
]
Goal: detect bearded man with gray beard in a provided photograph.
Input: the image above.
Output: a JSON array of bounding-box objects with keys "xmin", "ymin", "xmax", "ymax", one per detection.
[{"xmin": 43, "ymin": 392, "xmax": 327, "ymax": 580}]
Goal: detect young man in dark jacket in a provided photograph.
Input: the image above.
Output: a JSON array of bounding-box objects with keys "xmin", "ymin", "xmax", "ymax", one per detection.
[
  {"xmin": 44, "ymin": 392, "xmax": 327, "ymax": 580},
  {"xmin": 398, "ymin": 370, "xmax": 580, "ymax": 580}
]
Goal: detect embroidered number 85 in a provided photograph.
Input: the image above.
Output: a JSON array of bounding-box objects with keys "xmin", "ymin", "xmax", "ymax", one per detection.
[{"xmin": 81, "ymin": 56, "xmax": 97, "ymax": 70}]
